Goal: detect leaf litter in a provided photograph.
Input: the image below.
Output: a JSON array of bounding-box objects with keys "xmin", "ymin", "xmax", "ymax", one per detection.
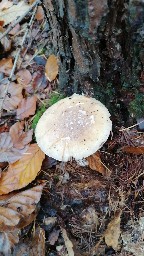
[
  {"xmin": 0, "ymin": 144, "xmax": 45, "ymax": 194},
  {"xmin": 0, "ymin": 1, "xmax": 144, "ymax": 255},
  {"xmin": 0, "ymin": 132, "xmax": 29, "ymax": 163}
]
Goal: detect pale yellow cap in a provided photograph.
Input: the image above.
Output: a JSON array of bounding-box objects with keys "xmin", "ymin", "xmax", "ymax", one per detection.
[{"xmin": 35, "ymin": 94, "xmax": 112, "ymax": 161}]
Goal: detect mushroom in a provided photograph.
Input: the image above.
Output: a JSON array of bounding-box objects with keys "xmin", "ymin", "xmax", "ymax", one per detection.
[{"xmin": 35, "ymin": 93, "xmax": 112, "ymax": 162}]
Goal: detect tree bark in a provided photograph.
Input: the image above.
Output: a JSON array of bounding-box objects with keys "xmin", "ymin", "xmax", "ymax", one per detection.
[{"xmin": 43, "ymin": 0, "xmax": 144, "ymax": 123}]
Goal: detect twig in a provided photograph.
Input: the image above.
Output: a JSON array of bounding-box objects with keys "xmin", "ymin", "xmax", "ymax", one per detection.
[
  {"xmin": 119, "ymin": 120, "xmax": 144, "ymax": 131},
  {"xmin": 0, "ymin": 6, "xmax": 38, "ymax": 116},
  {"xmin": 99, "ymin": 159, "xmax": 111, "ymax": 176},
  {"xmin": 0, "ymin": 0, "xmax": 41, "ymax": 41}
]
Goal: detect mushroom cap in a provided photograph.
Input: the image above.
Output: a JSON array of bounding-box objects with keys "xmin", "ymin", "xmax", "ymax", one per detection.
[{"xmin": 35, "ymin": 94, "xmax": 112, "ymax": 161}]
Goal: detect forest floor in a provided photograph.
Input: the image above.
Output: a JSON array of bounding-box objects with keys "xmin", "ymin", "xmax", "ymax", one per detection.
[{"xmin": 0, "ymin": 1, "xmax": 144, "ymax": 256}]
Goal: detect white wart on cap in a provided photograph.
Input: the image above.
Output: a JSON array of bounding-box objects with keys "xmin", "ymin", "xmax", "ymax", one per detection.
[{"xmin": 35, "ymin": 94, "xmax": 112, "ymax": 161}]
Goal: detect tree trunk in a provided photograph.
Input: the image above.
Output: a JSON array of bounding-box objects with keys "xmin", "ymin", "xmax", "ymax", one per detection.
[{"xmin": 43, "ymin": 0, "xmax": 143, "ymax": 123}]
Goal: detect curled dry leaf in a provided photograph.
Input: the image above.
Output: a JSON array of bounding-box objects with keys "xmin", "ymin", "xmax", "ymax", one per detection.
[
  {"xmin": 61, "ymin": 227, "xmax": 74, "ymax": 256},
  {"xmin": 0, "ymin": 132, "xmax": 28, "ymax": 163},
  {"xmin": 87, "ymin": 152, "xmax": 111, "ymax": 176},
  {"xmin": 0, "ymin": 82, "xmax": 23, "ymax": 111},
  {"xmin": 45, "ymin": 54, "xmax": 58, "ymax": 82},
  {"xmin": 17, "ymin": 96, "xmax": 37, "ymax": 120},
  {"xmin": 0, "ymin": 58, "xmax": 13, "ymax": 75},
  {"xmin": 16, "ymin": 69, "xmax": 32, "ymax": 86},
  {"xmin": 0, "ymin": 144, "xmax": 45, "ymax": 194},
  {"xmin": 0, "ymin": 184, "xmax": 44, "ymax": 230},
  {"xmin": 12, "ymin": 227, "xmax": 45, "ymax": 256},
  {"xmin": 0, "ymin": 1, "xmax": 30, "ymax": 26},
  {"xmin": 104, "ymin": 210, "xmax": 122, "ymax": 250},
  {"xmin": 9, "ymin": 122, "xmax": 33, "ymax": 149},
  {"xmin": 0, "ymin": 230, "xmax": 20, "ymax": 255}
]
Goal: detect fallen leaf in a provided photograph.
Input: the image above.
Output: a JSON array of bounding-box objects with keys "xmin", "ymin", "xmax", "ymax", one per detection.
[
  {"xmin": 48, "ymin": 229, "xmax": 60, "ymax": 245},
  {"xmin": 0, "ymin": 0, "xmax": 13, "ymax": 11},
  {"xmin": 104, "ymin": 210, "xmax": 122, "ymax": 250},
  {"xmin": 0, "ymin": 58, "xmax": 13, "ymax": 75},
  {"xmin": 0, "ymin": 230, "xmax": 20, "ymax": 255},
  {"xmin": 43, "ymin": 216, "xmax": 57, "ymax": 226},
  {"xmin": 0, "ymin": 132, "xmax": 29, "ymax": 163},
  {"xmin": 45, "ymin": 54, "xmax": 58, "ymax": 82},
  {"xmin": 16, "ymin": 69, "xmax": 32, "ymax": 86},
  {"xmin": 0, "ymin": 123, "xmax": 9, "ymax": 133},
  {"xmin": 0, "ymin": 1, "xmax": 30, "ymax": 26},
  {"xmin": 17, "ymin": 212, "xmax": 38, "ymax": 230},
  {"xmin": 56, "ymin": 245, "xmax": 66, "ymax": 254},
  {"xmin": 61, "ymin": 228, "xmax": 74, "ymax": 256},
  {"xmin": 17, "ymin": 96, "xmax": 37, "ymax": 120},
  {"xmin": 121, "ymin": 146, "xmax": 144, "ymax": 155},
  {"xmin": 0, "ymin": 144, "xmax": 45, "ymax": 194},
  {"xmin": 12, "ymin": 227, "xmax": 45, "ymax": 256},
  {"xmin": 81, "ymin": 206, "xmax": 99, "ymax": 231},
  {"xmin": 8, "ymin": 23, "xmax": 20, "ymax": 35},
  {"xmin": 0, "ymin": 20, "xmax": 4, "ymax": 27},
  {"xmin": 87, "ymin": 152, "xmax": 111, "ymax": 176},
  {"xmin": 0, "ymin": 184, "xmax": 44, "ymax": 229},
  {"xmin": 9, "ymin": 122, "xmax": 33, "ymax": 149},
  {"xmin": 0, "ymin": 82, "xmax": 23, "ymax": 111},
  {"xmin": 0, "ymin": 33, "xmax": 11, "ymax": 51},
  {"xmin": 36, "ymin": 6, "xmax": 44, "ymax": 21},
  {"xmin": 32, "ymin": 72, "xmax": 48, "ymax": 92},
  {"xmin": 121, "ymin": 217, "xmax": 144, "ymax": 256}
]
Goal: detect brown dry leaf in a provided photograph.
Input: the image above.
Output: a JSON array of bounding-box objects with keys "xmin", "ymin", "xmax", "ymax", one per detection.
[
  {"xmin": 0, "ymin": 20, "xmax": 4, "ymax": 27},
  {"xmin": 16, "ymin": 69, "xmax": 32, "ymax": 86},
  {"xmin": 10, "ymin": 122, "xmax": 33, "ymax": 149},
  {"xmin": 0, "ymin": 184, "xmax": 44, "ymax": 230},
  {"xmin": 0, "ymin": 0, "xmax": 13, "ymax": 11},
  {"xmin": 0, "ymin": 82, "xmax": 23, "ymax": 111},
  {"xmin": 0, "ymin": 132, "xmax": 29, "ymax": 163},
  {"xmin": 12, "ymin": 227, "xmax": 45, "ymax": 256},
  {"xmin": 17, "ymin": 211, "xmax": 37, "ymax": 229},
  {"xmin": 61, "ymin": 227, "xmax": 74, "ymax": 256},
  {"xmin": 87, "ymin": 152, "xmax": 111, "ymax": 176},
  {"xmin": 36, "ymin": 6, "xmax": 44, "ymax": 21},
  {"xmin": 104, "ymin": 210, "xmax": 122, "ymax": 250},
  {"xmin": 0, "ymin": 58, "xmax": 13, "ymax": 75},
  {"xmin": 0, "ymin": 33, "xmax": 11, "ymax": 51},
  {"xmin": 9, "ymin": 22, "xmax": 20, "ymax": 35},
  {"xmin": 31, "ymin": 72, "xmax": 48, "ymax": 92},
  {"xmin": 121, "ymin": 146, "xmax": 144, "ymax": 155},
  {"xmin": 45, "ymin": 54, "xmax": 58, "ymax": 82},
  {"xmin": 0, "ymin": 1, "xmax": 30, "ymax": 26},
  {"xmin": 0, "ymin": 144, "xmax": 45, "ymax": 194},
  {"xmin": 0, "ymin": 230, "xmax": 20, "ymax": 255},
  {"xmin": 17, "ymin": 96, "xmax": 37, "ymax": 120}
]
